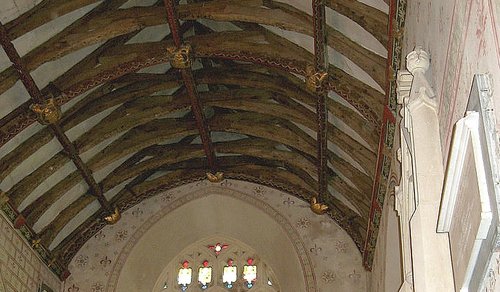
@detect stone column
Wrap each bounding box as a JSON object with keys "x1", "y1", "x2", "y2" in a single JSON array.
[
  {"x1": 397, "y1": 47, "x2": 454, "y2": 291},
  {"x1": 395, "y1": 66, "x2": 415, "y2": 292}
]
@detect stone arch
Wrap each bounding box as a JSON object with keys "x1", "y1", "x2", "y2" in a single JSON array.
[{"x1": 110, "y1": 186, "x2": 316, "y2": 292}]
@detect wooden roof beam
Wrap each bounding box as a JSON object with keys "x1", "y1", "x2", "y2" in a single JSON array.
[
  {"x1": 0, "y1": 22, "x2": 113, "y2": 215},
  {"x1": 47, "y1": 155, "x2": 367, "y2": 257},
  {"x1": 163, "y1": 0, "x2": 217, "y2": 172},
  {"x1": 0, "y1": 31, "x2": 384, "y2": 148},
  {"x1": 0, "y1": 3, "x2": 387, "y2": 97},
  {"x1": 52, "y1": 162, "x2": 366, "y2": 267},
  {"x1": 311, "y1": 0, "x2": 329, "y2": 208}
]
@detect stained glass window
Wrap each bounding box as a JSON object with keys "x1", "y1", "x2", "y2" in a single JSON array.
[
  {"x1": 243, "y1": 258, "x2": 257, "y2": 289},
  {"x1": 159, "y1": 240, "x2": 281, "y2": 291},
  {"x1": 177, "y1": 261, "x2": 192, "y2": 291},
  {"x1": 208, "y1": 242, "x2": 228, "y2": 256},
  {"x1": 223, "y1": 259, "x2": 237, "y2": 288},
  {"x1": 198, "y1": 260, "x2": 212, "y2": 290}
]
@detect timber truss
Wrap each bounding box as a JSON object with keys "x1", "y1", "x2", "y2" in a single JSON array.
[{"x1": 0, "y1": 0, "x2": 402, "y2": 277}]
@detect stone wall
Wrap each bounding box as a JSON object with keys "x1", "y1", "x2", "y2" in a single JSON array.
[{"x1": 0, "y1": 214, "x2": 61, "y2": 292}]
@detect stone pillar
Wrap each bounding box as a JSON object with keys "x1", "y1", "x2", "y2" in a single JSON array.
[
  {"x1": 397, "y1": 47, "x2": 455, "y2": 291},
  {"x1": 395, "y1": 66, "x2": 415, "y2": 292}
]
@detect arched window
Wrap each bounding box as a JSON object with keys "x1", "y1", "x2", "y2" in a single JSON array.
[
  {"x1": 177, "y1": 261, "x2": 192, "y2": 291},
  {"x1": 156, "y1": 238, "x2": 280, "y2": 291}
]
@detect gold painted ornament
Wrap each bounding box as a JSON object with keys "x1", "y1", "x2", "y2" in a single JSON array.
[
  {"x1": 29, "y1": 98, "x2": 62, "y2": 125},
  {"x1": 310, "y1": 196, "x2": 328, "y2": 215},
  {"x1": 104, "y1": 207, "x2": 121, "y2": 224},
  {"x1": 167, "y1": 44, "x2": 192, "y2": 69},
  {"x1": 206, "y1": 171, "x2": 224, "y2": 183},
  {"x1": 31, "y1": 238, "x2": 41, "y2": 248},
  {"x1": 305, "y1": 65, "x2": 328, "y2": 94}
]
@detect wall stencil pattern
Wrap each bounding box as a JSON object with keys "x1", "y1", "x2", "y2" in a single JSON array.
[{"x1": 63, "y1": 180, "x2": 367, "y2": 292}]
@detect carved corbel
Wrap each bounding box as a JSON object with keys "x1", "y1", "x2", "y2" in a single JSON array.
[
  {"x1": 31, "y1": 238, "x2": 41, "y2": 248},
  {"x1": 29, "y1": 98, "x2": 62, "y2": 125},
  {"x1": 167, "y1": 44, "x2": 192, "y2": 69},
  {"x1": 104, "y1": 207, "x2": 121, "y2": 225},
  {"x1": 310, "y1": 196, "x2": 328, "y2": 215},
  {"x1": 206, "y1": 171, "x2": 224, "y2": 183},
  {"x1": 305, "y1": 65, "x2": 328, "y2": 94}
]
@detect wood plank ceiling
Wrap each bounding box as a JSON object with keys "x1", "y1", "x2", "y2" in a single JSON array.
[{"x1": 0, "y1": 0, "x2": 390, "y2": 277}]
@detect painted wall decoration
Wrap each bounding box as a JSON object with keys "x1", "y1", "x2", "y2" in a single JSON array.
[{"x1": 63, "y1": 180, "x2": 367, "y2": 292}]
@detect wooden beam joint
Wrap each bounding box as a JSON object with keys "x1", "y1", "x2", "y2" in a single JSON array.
[
  {"x1": 312, "y1": 0, "x2": 329, "y2": 205},
  {"x1": 0, "y1": 21, "x2": 113, "y2": 215},
  {"x1": 163, "y1": 0, "x2": 218, "y2": 172}
]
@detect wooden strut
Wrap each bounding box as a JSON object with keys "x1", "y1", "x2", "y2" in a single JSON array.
[
  {"x1": 312, "y1": 0, "x2": 329, "y2": 202},
  {"x1": 162, "y1": 0, "x2": 217, "y2": 172},
  {"x1": 0, "y1": 22, "x2": 112, "y2": 213}
]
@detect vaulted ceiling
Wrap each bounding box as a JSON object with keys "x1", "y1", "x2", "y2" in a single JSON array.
[{"x1": 0, "y1": 0, "x2": 392, "y2": 278}]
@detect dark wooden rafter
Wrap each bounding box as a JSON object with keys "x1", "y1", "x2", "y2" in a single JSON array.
[
  {"x1": 312, "y1": 0, "x2": 329, "y2": 202},
  {"x1": 163, "y1": 0, "x2": 217, "y2": 172},
  {"x1": 0, "y1": 32, "x2": 385, "y2": 151},
  {"x1": 53, "y1": 163, "x2": 367, "y2": 267},
  {"x1": 28, "y1": 109, "x2": 371, "y2": 248},
  {"x1": 4, "y1": 0, "x2": 387, "y2": 43},
  {"x1": 0, "y1": 22, "x2": 112, "y2": 213},
  {"x1": 0, "y1": 1, "x2": 386, "y2": 93},
  {"x1": 0, "y1": 0, "x2": 394, "y2": 276},
  {"x1": 0, "y1": 72, "x2": 375, "y2": 217}
]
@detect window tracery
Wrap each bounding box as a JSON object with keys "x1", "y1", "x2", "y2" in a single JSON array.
[{"x1": 159, "y1": 238, "x2": 280, "y2": 291}]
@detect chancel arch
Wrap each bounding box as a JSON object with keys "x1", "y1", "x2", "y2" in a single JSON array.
[
  {"x1": 63, "y1": 181, "x2": 367, "y2": 292},
  {"x1": 114, "y1": 191, "x2": 309, "y2": 292}
]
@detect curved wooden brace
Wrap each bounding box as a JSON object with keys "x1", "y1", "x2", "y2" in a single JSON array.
[
  {"x1": 0, "y1": 74, "x2": 180, "y2": 185},
  {"x1": 6, "y1": 80, "x2": 375, "y2": 216},
  {"x1": 177, "y1": 1, "x2": 386, "y2": 86},
  {"x1": 4, "y1": 0, "x2": 128, "y2": 40},
  {"x1": 20, "y1": 118, "x2": 198, "y2": 224},
  {"x1": 41, "y1": 154, "x2": 367, "y2": 249},
  {"x1": 325, "y1": 0, "x2": 388, "y2": 46},
  {"x1": 0, "y1": 32, "x2": 384, "y2": 148},
  {"x1": 5, "y1": 0, "x2": 386, "y2": 46},
  {"x1": 21, "y1": 107, "x2": 371, "y2": 227},
  {"x1": 0, "y1": 64, "x2": 378, "y2": 192},
  {"x1": 52, "y1": 165, "x2": 367, "y2": 267},
  {"x1": 94, "y1": 139, "x2": 369, "y2": 218},
  {"x1": 0, "y1": 2, "x2": 386, "y2": 95}
]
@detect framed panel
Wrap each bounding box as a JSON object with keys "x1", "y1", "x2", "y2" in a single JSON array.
[{"x1": 438, "y1": 74, "x2": 499, "y2": 291}]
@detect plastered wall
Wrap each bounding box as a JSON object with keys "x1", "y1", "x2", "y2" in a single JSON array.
[
  {"x1": 0, "y1": 214, "x2": 61, "y2": 292},
  {"x1": 369, "y1": 193, "x2": 402, "y2": 292},
  {"x1": 63, "y1": 180, "x2": 368, "y2": 292},
  {"x1": 403, "y1": 0, "x2": 500, "y2": 161}
]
